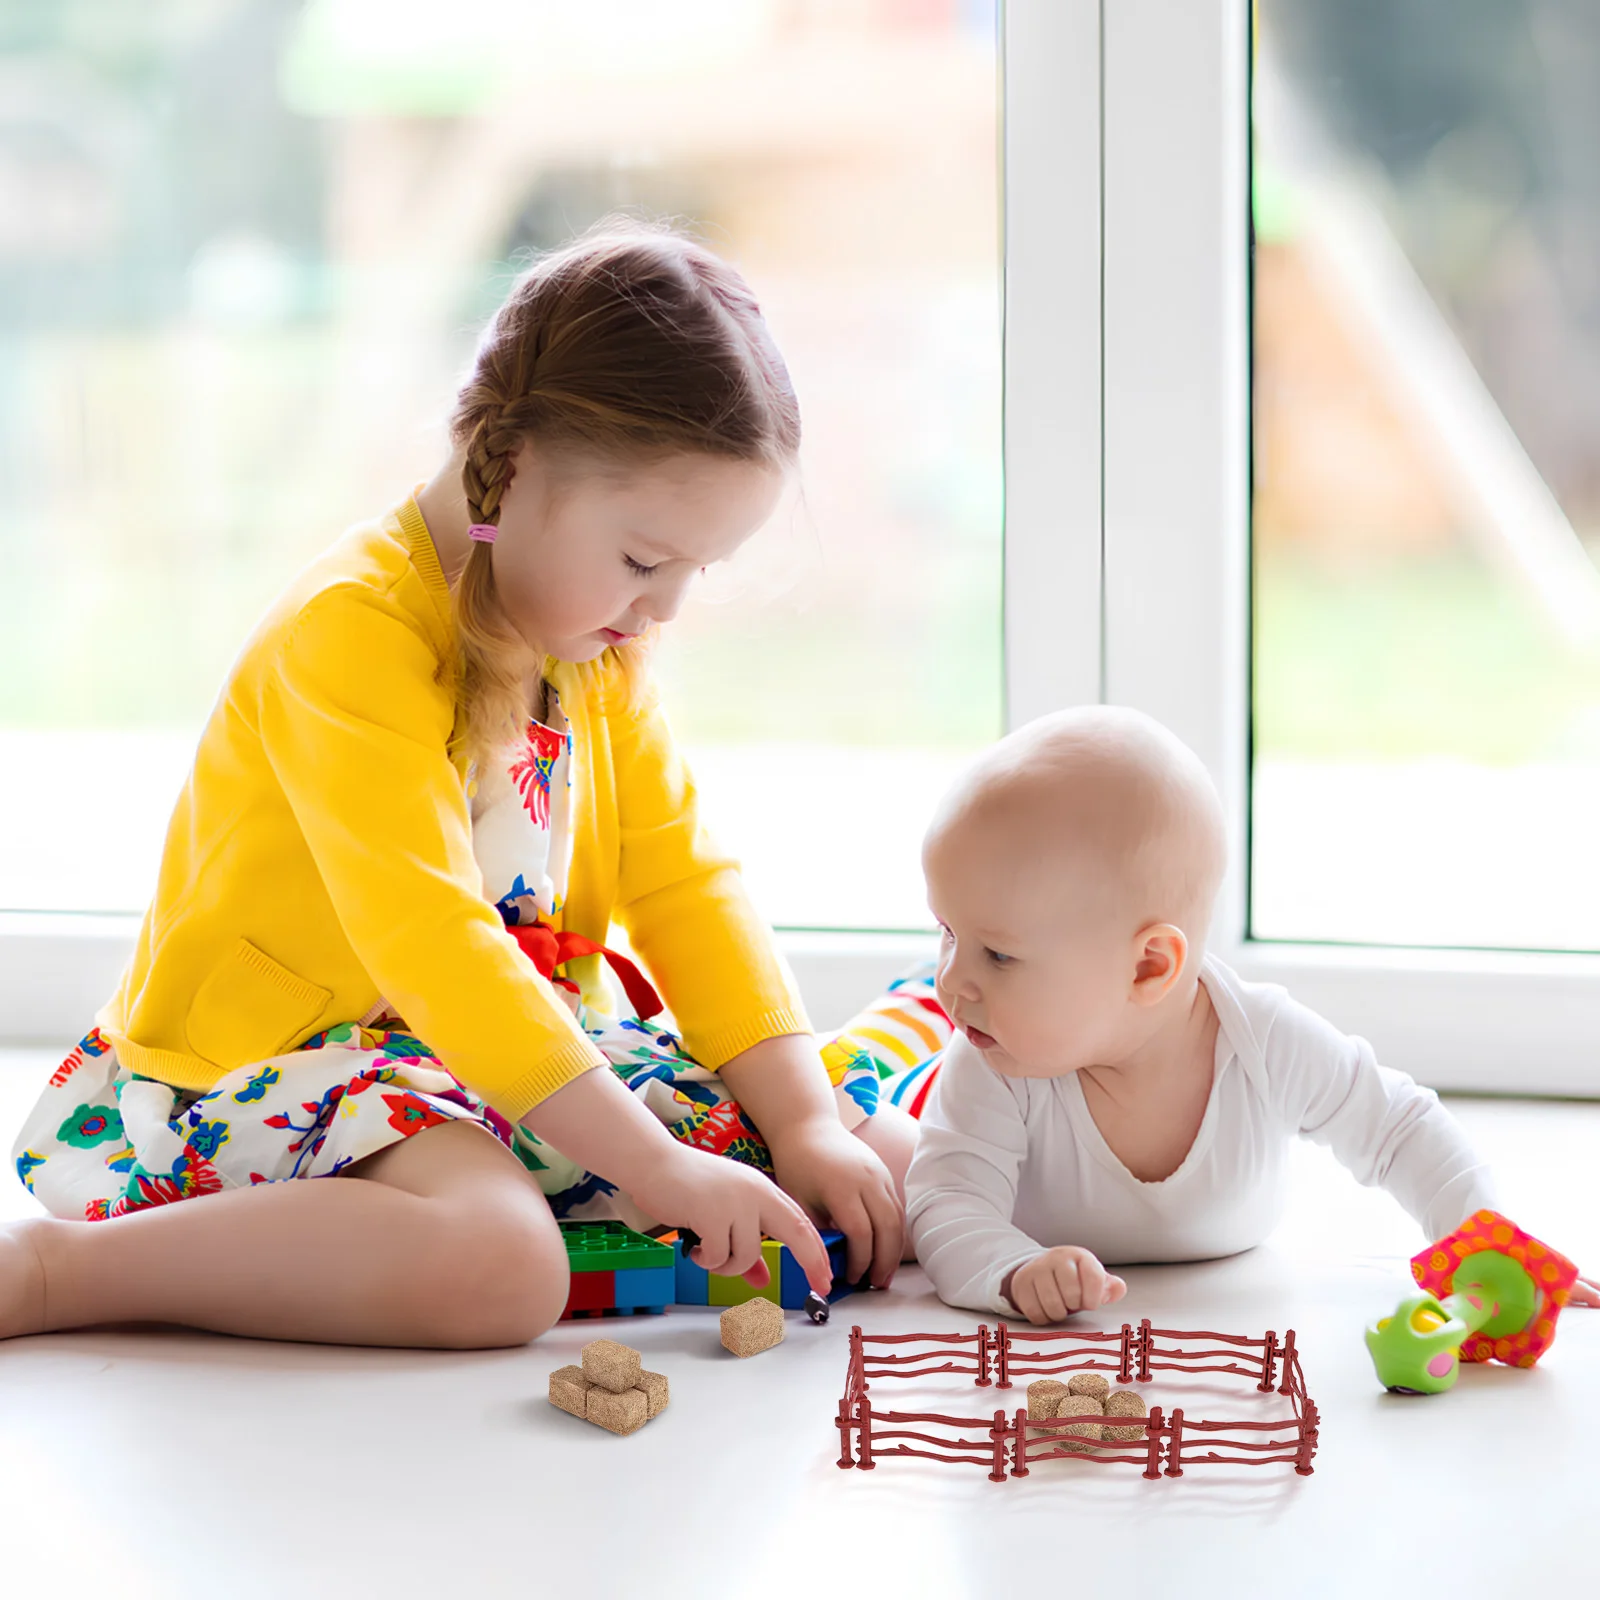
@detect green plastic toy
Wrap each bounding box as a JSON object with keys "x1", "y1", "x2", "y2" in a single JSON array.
[{"x1": 1365, "y1": 1210, "x2": 1579, "y2": 1395}]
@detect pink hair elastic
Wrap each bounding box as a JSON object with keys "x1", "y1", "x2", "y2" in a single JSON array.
[{"x1": 468, "y1": 523, "x2": 498, "y2": 544}]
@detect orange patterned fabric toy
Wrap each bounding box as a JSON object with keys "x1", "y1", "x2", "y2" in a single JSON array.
[{"x1": 1409, "y1": 1209, "x2": 1578, "y2": 1368}]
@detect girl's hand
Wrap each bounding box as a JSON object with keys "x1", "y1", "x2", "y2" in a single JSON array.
[
  {"x1": 1571, "y1": 1275, "x2": 1600, "y2": 1308},
  {"x1": 766, "y1": 1117, "x2": 904, "y2": 1291},
  {"x1": 630, "y1": 1141, "x2": 834, "y2": 1298},
  {"x1": 1001, "y1": 1247, "x2": 1127, "y2": 1326}
]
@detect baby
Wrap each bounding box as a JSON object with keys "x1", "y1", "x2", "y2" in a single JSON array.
[{"x1": 904, "y1": 706, "x2": 1597, "y2": 1323}]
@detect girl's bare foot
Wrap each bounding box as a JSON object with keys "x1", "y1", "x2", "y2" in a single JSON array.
[{"x1": 0, "y1": 1222, "x2": 46, "y2": 1339}]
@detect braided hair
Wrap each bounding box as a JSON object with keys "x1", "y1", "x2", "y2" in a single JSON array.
[{"x1": 445, "y1": 218, "x2": 801, "y2": 773}]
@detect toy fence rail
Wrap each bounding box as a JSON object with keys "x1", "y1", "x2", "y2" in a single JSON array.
[{"x1": 836, "y1": 1320, "x2": 1319, "y2": 1481}]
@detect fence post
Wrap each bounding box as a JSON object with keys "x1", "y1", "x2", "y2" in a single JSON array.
[
  {"x1": 1259, "y1": 1330, "x2": 1279, "y2": 1393},
  {"x1": 857, "y1": 1393, "x2": 875, "y2": 1471},
  {"x1": 1137, "y1": 1318, "x2": 1153, "y2": 1382},
  {"x1": 1142, "y1": 1405, "x2": 1165, "y2": 1479},
  {"x1": 996, "y1": 1321, "x2": 1012, "y2": 1388},
  {"x1": 1278, "y1": 1329, "x2": 1298, "y2": 1396},
  {"x1": 1295, "y1": 1397, "x2": 1319, "y2": 1476},
  {"x1": 1164, "y1": 1407, "x2": 1185, "y2": 1477},
  {"x1": 988, "y1": 1408, "x2": 1008, "y2": 1482},
  {"x1": 977, "y1": 1323, "x2": 992, "y2": 1387},
  {"x1": 836, "y1": 1396, "x2": 854, "y2": 1468},
  {"x1": 1117, "y1": 1321, "x2": 1134, "y2": 1383},
  {"x1": 1010, "y1": 1408, "x2": 1030, "y2": 1477}
]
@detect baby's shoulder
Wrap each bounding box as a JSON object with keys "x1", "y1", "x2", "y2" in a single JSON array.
[{"x1": 1205, "y1": 958, "x2": 1355, "y2": 1087}]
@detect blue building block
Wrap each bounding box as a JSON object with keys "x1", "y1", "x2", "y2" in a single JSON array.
[
  {"x1": 781, "y1": 1230, "x2": 852, "y2": 1307},
  {"x1": 612, "y1": 1265, "x2": 675, "y2": 1314},
  {"x1": 674, "y1": 1238, "x2": 710, "y2": 1306},
  {"x1": 668, "y1": 1228, "x2": 856, "y2": 1310}
]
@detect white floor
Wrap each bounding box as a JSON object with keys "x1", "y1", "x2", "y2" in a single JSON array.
[{"x1": 1, "y1": 1047, "x2": 1595, "y2": 1599}]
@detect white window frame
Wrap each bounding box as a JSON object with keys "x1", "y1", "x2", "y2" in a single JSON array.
[{"x1": 1100, "y1": 0, "x2": 1600, "y2": 1096}]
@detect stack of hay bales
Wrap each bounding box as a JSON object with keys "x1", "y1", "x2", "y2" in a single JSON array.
[{"x1": 1025, "y1": 1372, "x2": 1149, "y2": 1455}]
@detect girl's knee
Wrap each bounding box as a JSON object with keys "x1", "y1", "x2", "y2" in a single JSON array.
[{"x1": 425, "y1": 1202, "x2": 570, "y2": 1349}]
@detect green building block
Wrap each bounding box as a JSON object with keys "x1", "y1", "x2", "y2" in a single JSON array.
[
  {"x1": 706, "y1": 1239, "x2": 786, "y2": 1307},
  {"x1": 559, "y1": 1219, "x2": 674, "y2": 1275}
]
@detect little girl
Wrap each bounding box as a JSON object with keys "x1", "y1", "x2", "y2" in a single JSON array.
[{"x1": 1, "y1": 222, "x2": 916, "y2": 1348}]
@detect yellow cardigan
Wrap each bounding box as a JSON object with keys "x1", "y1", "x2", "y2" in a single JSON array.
[{"x1": 97, "y1": 495, "x2": 810, "y2": 1123}]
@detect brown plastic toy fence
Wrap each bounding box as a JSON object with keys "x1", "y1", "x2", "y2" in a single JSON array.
[{"x1": 835, "y1": 1319, "x2": 1319, "y2": 1480}]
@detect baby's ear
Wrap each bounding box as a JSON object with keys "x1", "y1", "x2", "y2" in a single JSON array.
[{"x1": 1130, "y1": 923, "x2": 1188, "y2": 1004}]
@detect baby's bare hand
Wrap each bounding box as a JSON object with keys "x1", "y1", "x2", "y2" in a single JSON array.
[{"x1": 1004, "y1": 1246, "x2": 1127, "y2": 1326}]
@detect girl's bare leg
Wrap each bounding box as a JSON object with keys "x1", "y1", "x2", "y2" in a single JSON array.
[
  {"x1": 0, "y1": 1121, "x2": 568, "y2": 1348},
  {"x1": 851, "y1": 1101, "x2": 920, "y2": 1260}
]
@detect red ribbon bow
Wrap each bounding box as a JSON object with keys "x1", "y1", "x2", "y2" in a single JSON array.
[{"x1": 509, "y1": 919, "x2": 663, "y2": 1022}]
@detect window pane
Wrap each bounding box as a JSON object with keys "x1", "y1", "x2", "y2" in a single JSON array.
[
  {"x1": 0, "y1": 1, "x2": 1002, "y2": 930},
  {"x1": 1252, "y1": 0, "x2": 1600, "y2": 951}
]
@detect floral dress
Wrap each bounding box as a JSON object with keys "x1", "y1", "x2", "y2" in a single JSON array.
[{"x1": 11, "y1": 689, "x2": 947, "y2": 1228}]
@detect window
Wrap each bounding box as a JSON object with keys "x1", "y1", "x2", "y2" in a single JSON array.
[
  {"x1": 1253, "y1": 0, "x2": 1600, "y2": 953},
  {"x1": 0, "y1": 1, "x2": 1002, "y2": 940},
  {"x1": 1097, "y1": 0, "x2": 1600, "y2": 1095}
]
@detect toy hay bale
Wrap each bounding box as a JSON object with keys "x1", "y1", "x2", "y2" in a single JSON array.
[
  {"x1": 1103, "y1": 1389, "x2": 1148, "y2": 1441},
  {"x1": 636, "y1": 1369, "x2": 670, "y2": 1419},
  {"x1": 548, "y1": 1364, "x2": 591, "y2": 1420},
  {"x1": 582, "y1": 1338, "x2": 642, "y2": 1394},
  {"x1": 1026, "y1": 1378, "x2": 1070, "y2": 1421},
  {"x1": 587, "y1": 1384, "x2": 649, "y2": 1436},
  {"x1": 721, "y1": 1296, "x2": 785, "y2": 1358},
  {"x1": 1053, "y1": 1392, "x2": 1105, "y2": 1454},
  {"x1": 1067, "y1": 1372, "x2": 1111, "y2": 1402}
]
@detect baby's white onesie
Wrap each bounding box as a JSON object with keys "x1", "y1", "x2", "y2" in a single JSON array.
[{"x1": 905, "y1": 956, "x2": 1496, "y2": 1315}]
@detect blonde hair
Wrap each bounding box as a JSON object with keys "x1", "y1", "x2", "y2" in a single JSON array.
[{"x1": 445, "y1": 218, "x2": 801, "y2": 771}]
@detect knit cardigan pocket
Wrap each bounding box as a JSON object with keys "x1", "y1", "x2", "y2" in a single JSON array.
[{"x1": 184, "y1": 938, "x2": 334, "y2": 1071}]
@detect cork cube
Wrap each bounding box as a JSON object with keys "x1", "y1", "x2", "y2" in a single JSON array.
[
  {"x1": 1103, "y1": 1389, "x2": 1148, "y2": 1442},
  {"x1": 1052, "y1": 1392, "x2": 1105, "y2": 1454},
  {"x1": 587, "y1": 1384, "x2": 649, "y2": 1436},
  {"x1": 582, "y1": 1338, "x2": 642, "y2": 1394},
  {"x1": 720, "y1": 1296, "x2": 785, "y2": 1358},
  {"x1": 1026, "y1": 1379, "x2": 1070, "y2": 1422},
  {"x1": 548, "y1": 1364, "x2": 592, "y2": 1420},
  {"x1": 1067, "y1": 1372, "x2": 1111, "y2": 1403},
  {"x1": 636, "y1": 1369, "x2": 670, "y2": 1420}
]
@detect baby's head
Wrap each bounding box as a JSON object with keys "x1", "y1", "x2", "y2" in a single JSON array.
[{"x1": 922, "y1": 707, "x2": 1226, "y2": 1078}]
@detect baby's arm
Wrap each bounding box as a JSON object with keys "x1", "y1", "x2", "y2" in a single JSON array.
[
  {"x1": 1281, "y1": 998, "x2": 1496, "y2": 1242},
  {"x1": 905, "y1": 1038, "x2": 1059, "y2": 1314}
]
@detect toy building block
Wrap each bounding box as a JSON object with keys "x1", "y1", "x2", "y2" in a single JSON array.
[
  {"x1": 558, "y1": 1220, "x2": 675, "y2": 1321},
  {"x1": 549, "y1": 1344, "x2": 671, "y2": 1436},
  {"x1": 721, "y1": 1296, "x2": 785, "y2": 1358},
  {"x1": 666, "y1": 1227, "x2": 853, "y2": 1311}
]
